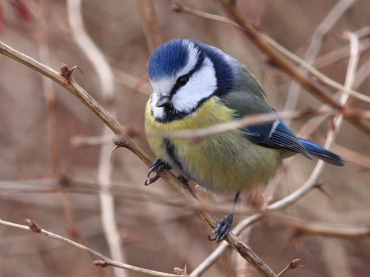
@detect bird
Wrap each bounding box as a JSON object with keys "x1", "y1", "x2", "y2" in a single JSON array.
[{"x1": 144, "y1": 39, "x2": 345, "y2": 242}]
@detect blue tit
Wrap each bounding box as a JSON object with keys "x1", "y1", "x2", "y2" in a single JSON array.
[{"x1": 144, "y1": 39, "x2": 345, "y2": 242}]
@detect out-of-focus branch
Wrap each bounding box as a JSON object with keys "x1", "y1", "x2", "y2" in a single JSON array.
[
  {"x1": 113, "y1": 68, "x2": 152, "y2": 96},
  {"x1": 332, "y1": 142, "x2": 370, "y2": 169},
  {"x1": 135, "y1": 0, "x2": 163, "y2": 52},
  {"x1": 269, "y1": 213, "x2": 370, "y2": 239},
  {"x1": 315, "y1": 39, "x2": 370, "y2": 69},
  {"x1": 147, "y1": 109, "x2": 342, "y2": 141},
  {"x1": 284, "y1": 0, "x2": 355, "y2": 120},
  {"x1": 216, "y1": 0, "x2": 370, "y2": 135},
  {"x1": 37, "y1": 0, "x2": 89, "y2": 250},
  {"x1": 0, "y1": 42, "x2": 278, "y2": 277},
  {"x1": 172, "y1": 2, "x2": 370, "y2": 105},
  {"x1": 0, "y1": 218, "x2": 184, "y2": 277},
  {"x1": 214, "y1": 0, "x2": 337, "y2": 110},
  {"x1": 66, "y1": 1, "x2": 126, "y2": 276}
]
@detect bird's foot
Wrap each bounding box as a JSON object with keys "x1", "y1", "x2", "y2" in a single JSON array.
[
  {"x1": 209, "y1": 214, "x2": 234, "y2": 243},
  {"x1": 145, "y1": 159, "x2": 170, "y2": 185}
]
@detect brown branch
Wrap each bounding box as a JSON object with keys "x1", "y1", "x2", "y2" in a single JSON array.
[
  {"x1": 136, "y1": 0, "x2": 163, "y2": 53},
  {"x1": 216, "y1": 1, "x2": 339, "y2": 109},
  {"x1": 0, "y1": 218, "x2": 184, "y2": 277},
  {"x1": 215, "y1": 0, "x2": 370, "y2": 135},
  {"x1": 0, "y1": 41, "x2": 278, "y2": 277},
  {"x1": 284, "y1": 0, "x2": 355, "y2": 118}
]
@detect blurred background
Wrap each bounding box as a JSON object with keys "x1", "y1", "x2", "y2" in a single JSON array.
[{"x1": 0, "y1": 0, "x2": 369, "y2": 276}]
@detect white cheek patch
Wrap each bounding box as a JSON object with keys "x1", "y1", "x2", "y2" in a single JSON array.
[
  {"x1": 172, "y1": 57, "x2": 217, "y2": 113},
  {"x1": 150, "y1": 92, "x2": 165, "y2": 119}
]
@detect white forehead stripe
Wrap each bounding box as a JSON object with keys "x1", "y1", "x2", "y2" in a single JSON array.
[{"x1": 175, "y1": 41, "x2": 200, "y2": 77}]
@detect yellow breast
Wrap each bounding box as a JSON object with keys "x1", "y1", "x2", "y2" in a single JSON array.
[{"x1": 145, "y1": 97, "x2": 282, "y2": 192}]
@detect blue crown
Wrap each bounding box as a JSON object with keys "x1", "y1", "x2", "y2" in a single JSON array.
[
  {"x1": 149, "y1": 39, "x2": 235, "y2": 96},
  {"x1": 149, "y1": 39, "x2": 190, "y2": 80}
]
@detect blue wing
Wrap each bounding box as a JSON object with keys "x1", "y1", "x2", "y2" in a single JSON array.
[
  {"x1": 220, "y1": 90, "x2": 345, "y2": 166},
  {"x1": 242, "y1": 119, "x2": 311, "y2": 158},
  {"x1": 242, "y1": 119, "x2": 345, "y2": 166}
]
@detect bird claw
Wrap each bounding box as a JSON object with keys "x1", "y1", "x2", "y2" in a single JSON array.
[
  {"x1": 145, "y1": 159, "x2": 170, "y2": 185},
  {"x1": 208, "y1": 214, "x2": 234, "y2": 242}
]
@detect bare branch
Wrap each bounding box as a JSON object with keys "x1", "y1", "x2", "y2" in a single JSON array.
[
  {"x1": 136, "y1": 0, "x2": 163, "y2": 53},
  {"x1": 284, "y1": 0, "x2": 355, "y2": 120},
  {"x1": 0, "y1": 218, "x2": 184, "y2": 277},
  {"x1": 147, "y1": 109, "x2": 344, "y2": 140}
]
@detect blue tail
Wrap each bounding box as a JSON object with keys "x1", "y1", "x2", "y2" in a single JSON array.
[{"x1": 299, "y1": 139, "x2": 345, "y2": 166}]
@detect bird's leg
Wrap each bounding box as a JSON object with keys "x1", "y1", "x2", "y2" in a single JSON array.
[
  {"x1": 145, "y1": 158, "x2": 171, "y2": 185},
  {"x1": 209, "y1": 191, "x2": 240, "y2": 242}
]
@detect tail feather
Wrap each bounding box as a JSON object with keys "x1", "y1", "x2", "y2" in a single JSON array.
[{"x1": 299, "y1": 139, "x2": 345, "y2": 166}]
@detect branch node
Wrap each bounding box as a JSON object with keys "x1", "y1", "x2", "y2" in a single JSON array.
[
  {"x1": 25, "y1": 219, "x2": 42, "y2": 233},
  {"x1": 170, "y1": 2, "x2": 184, "y2": 13},
  {"x1": 174, "y1": 265, "x2": 188, "y2": 276},
  {"x1": 111, "y1": 136, "x2": 131, "y2": 163},
  {"x1": 60, "y1": 63, "x2": 83, "y2": 83},
  {"x1": 58, "y1": 175, "x2": 72, "y2": 188},
  {"x1": 277, "y1": 258, "x2": 303, "y2": 277},
  {"x1": 314, "y1": 182, "x2": 332, "y2": 199},
  {"x1": 93, "y1": 260, "x2": 109, "y2": 268},
  {"x1": 290, "y1": 258, "x2": 303, "y2": 269}
]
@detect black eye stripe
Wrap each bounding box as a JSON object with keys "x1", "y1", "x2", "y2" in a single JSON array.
[{"x1": 169, "y1": 50, "x2": 205, "y2": 97}]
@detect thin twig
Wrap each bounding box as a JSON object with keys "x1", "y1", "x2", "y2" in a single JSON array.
[
  {"x1": 0, "y1": 218, "x2": 184, "y2": 277},
  {"x1": 147, "y1": 109, "x2": 344, "y2": 140},
  {"x1": 277, "y1": 259, "x2": 302, "y2": 277}
]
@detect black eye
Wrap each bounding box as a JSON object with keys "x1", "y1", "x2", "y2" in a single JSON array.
[{"x1": 176, "y1": 75, "x2": 189, "y2": 87}]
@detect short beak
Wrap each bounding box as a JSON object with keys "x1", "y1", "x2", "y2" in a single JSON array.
[{"x1": 156, "y1": 95, "x2": 171, "y2": 107}]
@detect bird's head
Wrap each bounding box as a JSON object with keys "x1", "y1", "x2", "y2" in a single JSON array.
[{"x1": 148, "y1": 39, "x2": 237, "y2": 122}]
